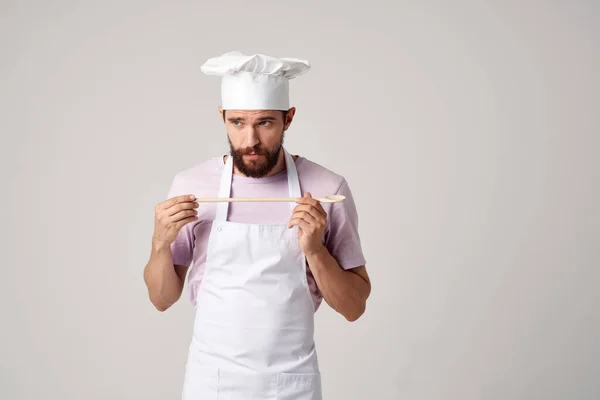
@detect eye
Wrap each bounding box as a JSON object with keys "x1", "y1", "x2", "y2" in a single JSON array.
[
  {"x1": 232, "y1": 120, "x2": 241, "y2": 126},
  {"x1": 259, "y1": 121, "x2": 271, "y2": 126}
]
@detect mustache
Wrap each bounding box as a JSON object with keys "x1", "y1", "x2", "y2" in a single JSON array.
[{"x1": 236, "y1": 146, "x2": 269, "y2": 155}]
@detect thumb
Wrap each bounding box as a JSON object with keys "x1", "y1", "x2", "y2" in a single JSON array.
[{"x1": 303, "y1": 192, "x2": 312, "y2": 198}]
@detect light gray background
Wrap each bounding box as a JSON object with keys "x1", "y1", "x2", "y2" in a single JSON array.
[{"x1": 1, "y1": 1, "x2": 599, "y2": 399}]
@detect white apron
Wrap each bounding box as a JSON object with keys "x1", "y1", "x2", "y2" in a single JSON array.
[{"x1": 181, "y1": 148, "x2": 322, "y2": 399}]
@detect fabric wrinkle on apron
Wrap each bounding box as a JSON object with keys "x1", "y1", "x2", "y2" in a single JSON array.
[{"x1": 181, "y1": 147, "x2": 322, "y2": 400}]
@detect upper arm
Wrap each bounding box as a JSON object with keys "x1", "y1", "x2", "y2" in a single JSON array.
[{"x1": 324, "y1": 179, "x2": 367, "y2": 271}]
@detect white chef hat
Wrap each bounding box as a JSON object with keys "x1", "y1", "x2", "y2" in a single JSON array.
[{"x1": 200, "y1": 51, "x2": 310, "y2": 110}]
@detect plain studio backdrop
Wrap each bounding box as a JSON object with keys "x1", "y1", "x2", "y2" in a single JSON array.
[{"x1": 1, "y1": 1, "x2": 599, "y2": 399}]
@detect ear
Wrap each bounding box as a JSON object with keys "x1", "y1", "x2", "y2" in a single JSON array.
[
  {"x1": 219, "y1": 107, "x2": 225, "y2": 123},
  {"x1": 284, "y1": 107, "x2": 296, "y2": 130}
]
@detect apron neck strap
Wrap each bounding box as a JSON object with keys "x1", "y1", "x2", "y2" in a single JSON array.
[{"x1": 215, "y1": 147, "x2": 301, "y2": 222}]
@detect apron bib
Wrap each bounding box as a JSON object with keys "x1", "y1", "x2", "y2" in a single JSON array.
[{"x1": 182, "y1": 148, "x2": 322, "y2": 399}]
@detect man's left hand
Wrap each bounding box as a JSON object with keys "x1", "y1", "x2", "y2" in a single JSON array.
[{"x1": 288, "y1": 192, "x2": 327, "y2": 256}]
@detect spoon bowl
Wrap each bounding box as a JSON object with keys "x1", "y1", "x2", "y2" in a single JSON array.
[{"x1": 317, "y1": 195, "x2": 346, "y2": 203}]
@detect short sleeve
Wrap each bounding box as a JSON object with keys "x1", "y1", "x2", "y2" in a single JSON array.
[
  {"x1": 324, "y1": 179, "x2": 366, "y2": 270},
  {"x1": 166, "y1": 175, "x2": 195, "y2": 267}
]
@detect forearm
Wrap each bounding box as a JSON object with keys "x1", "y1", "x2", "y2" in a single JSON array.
[
  {"x1": 305, "y1": 245, "x2": 370, "y2": 321},
  {"x1": 143, "y1": 241, "x2": 184, "y2": 311}
]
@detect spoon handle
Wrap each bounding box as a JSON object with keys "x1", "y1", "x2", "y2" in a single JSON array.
[
  {"x1": 193, "y1": 197, "x2": 345, "y2": 203},
  {"x1": 194, "y1": 197, "x2": 301, "y2": 203}
]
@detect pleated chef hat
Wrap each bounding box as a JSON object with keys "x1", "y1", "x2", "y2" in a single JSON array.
[{"x1": 200, "y1": 51, "x2": 311, "y2": 110}]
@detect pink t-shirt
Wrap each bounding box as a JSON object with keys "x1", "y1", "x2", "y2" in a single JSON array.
[{"x1": 167, "y1": 154, "x2": 366, "y2": 311}]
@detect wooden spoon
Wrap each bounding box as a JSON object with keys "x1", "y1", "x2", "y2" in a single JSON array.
[{"x1": 194, "y1": 195, "x2": 346, "y2": 203}]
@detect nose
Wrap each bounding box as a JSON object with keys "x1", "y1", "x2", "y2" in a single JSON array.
[{"x1": 245, "y1": 126, "x2": 259, "y2": 148}]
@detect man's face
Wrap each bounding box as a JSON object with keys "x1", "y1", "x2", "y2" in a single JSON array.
[{"x1": 222, "y1": 108, "x2": 293, "y2": 178}]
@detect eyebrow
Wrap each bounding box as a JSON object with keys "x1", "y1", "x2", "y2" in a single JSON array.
[{"x1": 227, "y1": 116, "x2": 277, "y2": 122}]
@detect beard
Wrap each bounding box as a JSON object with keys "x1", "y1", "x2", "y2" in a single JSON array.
[{"x1": 228, "y1": 133, "x2": 284, "y2": 178}]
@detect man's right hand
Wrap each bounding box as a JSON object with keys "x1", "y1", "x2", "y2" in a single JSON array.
[{"x1": 152, "y1": 194, "x2": 199, "y2": 247}]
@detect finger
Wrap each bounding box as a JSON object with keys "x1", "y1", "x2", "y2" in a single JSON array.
[
  {"x1": 293, "y1": 203, "x2": 326, "y2": 219},
  {"x1": 296, "y1": 191, "x2": 313, "y2": 202},
  {"x1": 170, "y1": 209, "x2": 198, "y2": 222},
  {"x1": 314, "y1": 200, "x2": 326, "y2": 215},
  {"x1": 288, "y1": 213, "x2": 314, "y2": 229},
  {"x1": 175, "y1": 215, "x2": 198, "y2": 230},
  {"x1": 294, "y1": 191, "x2": 313, "y2": 204},
  {"x1": 166, "y1": 201, "x2": 199, "y2": 216},
  {"x1": 288, "y1": 214, "x2": 306, "y2": 228},
  {"x1": 295, "y1": 196, "x2": 324, "y2": 214},
  {"x1": 292, "y1": 206, "x2": 324, "y2": 224},
  {"x1": 289, "y1": 217, "x2": 312, "y2": 233},
  {"x1": 291, "y1": 209, "x2": 319, "y2": 225},
  {"x1": 297, "y1": 204, "x2": 326, "y2": 219},
  {"x1": 160, "y1": 194, "x2": 196, "y2": 210}
]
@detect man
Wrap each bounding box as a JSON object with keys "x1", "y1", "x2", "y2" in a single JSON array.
[{"x1": 143, "y1": 51, "x2": 371, "y2": 399}]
